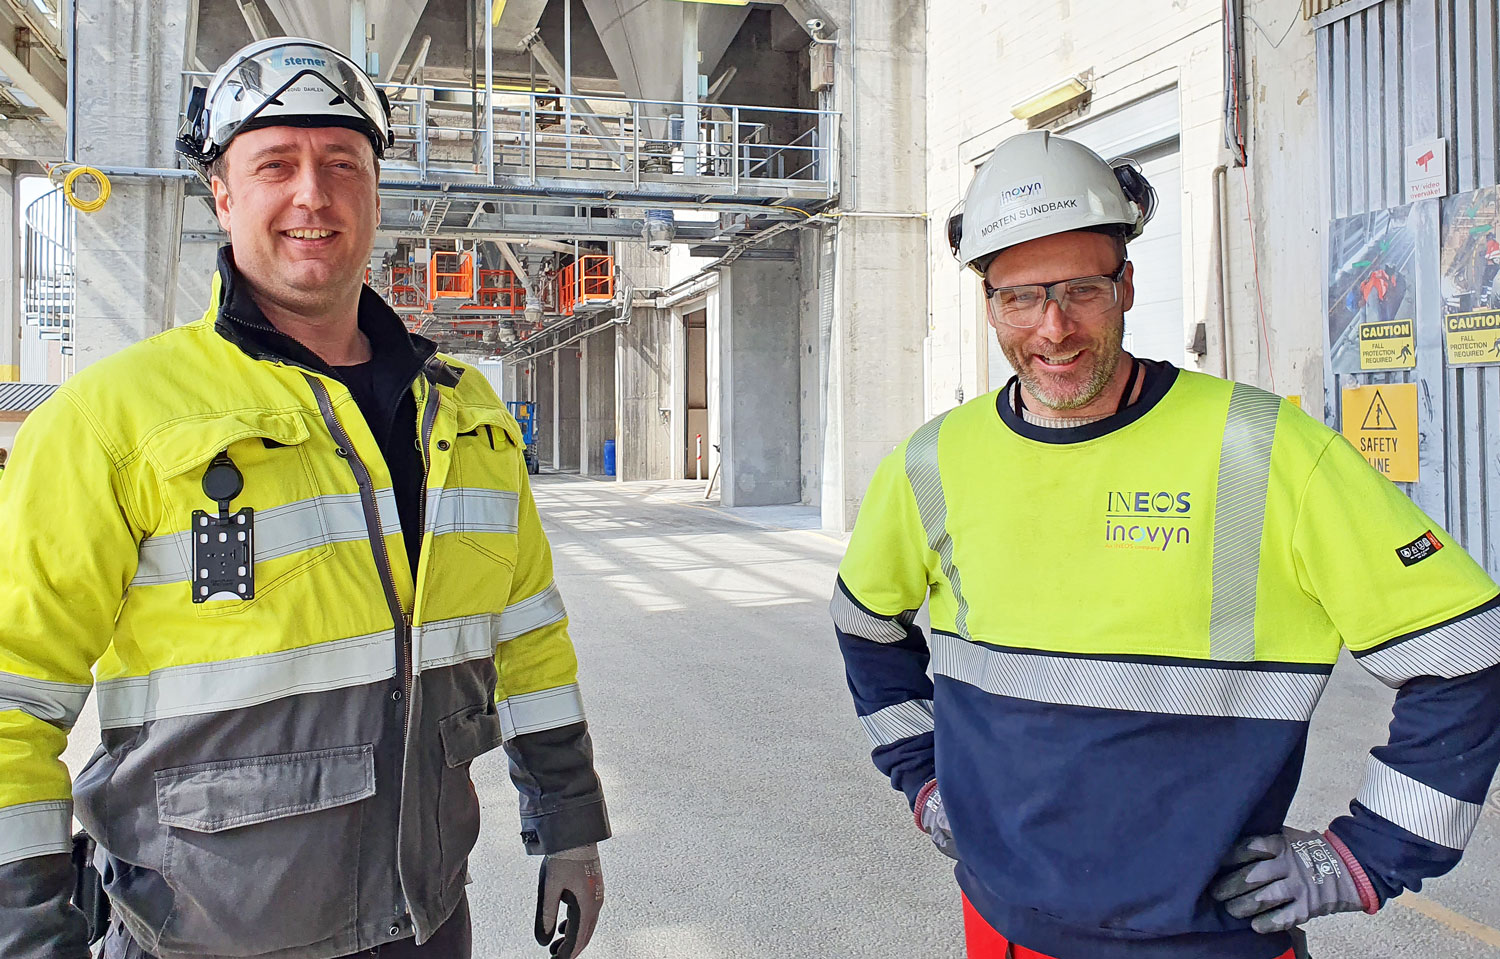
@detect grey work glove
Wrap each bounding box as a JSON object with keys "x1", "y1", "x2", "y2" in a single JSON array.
[
  {"x1": 535, "y1": 843, "x2": 604, "y2": 958},
  {"x1": 1211, "y1": 827, "x2": 1377, "y2": 933},
  {"x1": 914, "y1": 780, "x2": 958, "y2": 860}
]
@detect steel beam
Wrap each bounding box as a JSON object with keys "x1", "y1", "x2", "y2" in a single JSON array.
[{"x1": 0, "y1": 33, "x2": 62, "y2": 125}]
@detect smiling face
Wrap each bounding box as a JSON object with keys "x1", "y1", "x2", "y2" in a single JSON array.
[
  {"x1": 985, "y1": 230, "x2": 1135, "y2": 416},
  {"x1": 212, "y1": 125, "x2": 380, "y2": 323}
]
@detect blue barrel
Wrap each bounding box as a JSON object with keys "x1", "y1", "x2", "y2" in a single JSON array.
[{"x1": 602, "y1": 439, "x2": 616, "y2": 476}]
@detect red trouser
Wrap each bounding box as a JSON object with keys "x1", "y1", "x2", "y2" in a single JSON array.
[{"x1": 962, "y1": 896, "x2": 1297, "y2": 959}]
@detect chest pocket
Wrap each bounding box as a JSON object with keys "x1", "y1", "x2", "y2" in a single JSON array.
[
  {"x1": 439, "y1": 407, "x2": 524, "y2": 570},
  {"x1": 138, "y1": 410, "x2": 331, "y2": 617}
]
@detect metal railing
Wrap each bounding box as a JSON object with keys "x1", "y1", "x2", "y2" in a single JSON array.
[
  {"x1": 22, "y1": 185, "x2": 74, "y2": 342},
  {"x1": 181, "y1": 72, "x2": 838, "y2": 198}
]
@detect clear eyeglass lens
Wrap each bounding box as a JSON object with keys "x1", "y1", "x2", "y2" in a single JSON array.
[{"x1": 991, "y1": 275, "x2": 1118, "y2": 327}]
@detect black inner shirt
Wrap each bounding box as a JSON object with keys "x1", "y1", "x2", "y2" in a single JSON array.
[{"x1": 334, "y1": 359, "x2": 424, "y2": 577}]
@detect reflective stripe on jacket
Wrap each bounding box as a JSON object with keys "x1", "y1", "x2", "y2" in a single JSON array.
[{"x1": 0, "y1": 267, "x2": 608, "y2": 959}]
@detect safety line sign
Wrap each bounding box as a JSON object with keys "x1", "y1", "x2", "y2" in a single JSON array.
[
  {"x1": 1358, "y1": 319, "x2": 1416, "y2": 370},
  {"x1": 1444, "y1": 308, "x2": 1500, "y2": 366},
  {"x1": 1341, "y1": 384, "x2": 1418, "y2": 483}
]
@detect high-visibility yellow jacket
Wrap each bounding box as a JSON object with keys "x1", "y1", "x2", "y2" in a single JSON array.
[
  {"x1": 833, "y1": 362, "x2": 1500, "y2": 959},
  {"x1": 0, "y1": 265, "x2": 607, "y2": 959}
]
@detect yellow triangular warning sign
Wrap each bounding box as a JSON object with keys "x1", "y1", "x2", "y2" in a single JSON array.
[{"x1": 1361, "y1": 389, "x2": 1398, "y2": 430}]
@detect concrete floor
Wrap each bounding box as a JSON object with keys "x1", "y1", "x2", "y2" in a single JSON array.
[{"x1": 60, "y1": 475, "x2": 1500, "y2": 957}]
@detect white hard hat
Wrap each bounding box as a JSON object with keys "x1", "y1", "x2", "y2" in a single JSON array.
[
  {"x1": 176, "y1": 37, "x2": 394, "y2": 179},
  {"x1": 947, "y1": 130, "x2": 1156, "y2": 274}
]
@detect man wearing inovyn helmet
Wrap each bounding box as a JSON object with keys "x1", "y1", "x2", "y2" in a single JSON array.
[
  {"x1": 831, "y1": 129, "x2": 1500, "y2": 959},
  {"x1": 0, "y1": 37, "x2": 608, "y2": 959}
]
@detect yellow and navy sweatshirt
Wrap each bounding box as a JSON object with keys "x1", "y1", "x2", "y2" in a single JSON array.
[{"x1": 833, "y1": 362, "x2": 1500, "y2": 959}]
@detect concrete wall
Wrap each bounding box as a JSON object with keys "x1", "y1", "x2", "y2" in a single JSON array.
[
  {"x1": 1234, "y1": 0, "x2": 1323, "y2": 406},
  {"x1": 581, "y1": 326, "x2": 617, "y2": 475},
  {"x1": 922, "y1": 0, "x2": 1324, "y2": 411},
  {"x1": 0, "y1": 164, "x2": 18, "y2": 381},
  {"x1": 556, "y1": 348, "x2": 581, "y2": 472},
  {"x1": 72, "y1": 0, "x2": 193, "y2": 368},
  {"x1": 798, "y1": 231, "x2": 826, "y2": 505},
  {"x1": 535, "y1": 357, "x2": 556, "y2": 467},
  {"x1": 618, "y1": 306, "x2": 673, "y2": 480},
  {"x1": 816, "y1": 0, "x2": 929, "y2": 529},
  {"x1": 720, "y1": 257, "x2": 802, "y2": 506}
]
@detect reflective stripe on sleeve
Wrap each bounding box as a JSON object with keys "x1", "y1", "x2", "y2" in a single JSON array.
[
  {"x1": 132, "y1": 489, "x2": 402, "y2": 587},
  {"x1": 1354, "y1": 603, "x2": 1500, "y2": 688},
  {"x1": 498, "y1": 683, "x2": 585, "y2": 739},
  {"x1": 0, "y1": 800, "x2": 72, "y2": 866},
  {"x1": 1208, "y1": 385, "x2": 1281, "y2": 662},
  {"x1": 0, "y1": 671, "x2": 91, "y2": 729},
  {"x1": 829, "y1": 581, "x2": 912, "y2": 644},
  {"x1": 859, "y1": 699, "x2": 935, "y2": 747},
  {"x1": 1355, "y1": 756, "x2": 1483, "y2": 851},
  {"x1": 415, "y1": 615, "x2": 499, "y2": 673},
  {"x1": 498, "y1": 583, "x2": 567, "y2": 641},
  {"x1": 428, "y1": 487, "x2": 520, "y2": 536},
  {"x1": 95, "y1": 630, "x2": 395, "y2": 729},
  {"x1": 930, "y1": 632, "x2": 1327, "y2": 721},
  {"x1": 904, "y1": 413, "x2": 971, "y2": 640}
]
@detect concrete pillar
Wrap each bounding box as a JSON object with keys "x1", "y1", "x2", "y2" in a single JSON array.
[
  {"x1": 817, "y1": 0, "x2": 927, "y2": 530},
  {"x1": 614, "y1": 236, "x2": 673, "y2": 480},
  {"x1": 720, "y1": 257, "x2": 801, "y2": 507},
  {"x1": 535, "y1": 357, "x2": 555, "y2": 467},
  {"x1": 0, "y1": 163, "x2": 19, "y2": 381},
  {"x1": 72, "y1": 0, "x2": 193, "y2": 368},
  {"x1": 556, "y1": 347, "x2": 581, "y2": 472},
  {"x1": 618, "y1": 306, "x2": 672, "y2": 480},
  {"x1": 581, "y1": 326, "x2": 617, "y2": 475}
]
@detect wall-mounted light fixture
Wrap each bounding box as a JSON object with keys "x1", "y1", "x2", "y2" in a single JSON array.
[{"x1": 1010, "y1": 75, "x2": 1090, "y2": 122}]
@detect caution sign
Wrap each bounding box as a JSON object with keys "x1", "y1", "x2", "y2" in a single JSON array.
[
  {"x1": 1444, "y1": 308, "x2": 1500, "y2": 365},
  {"x1": 1341, "y1": 384, "x2": 1418, "y2": 482},
  {"x1": 1358, "y1": 319, "x2": 1416, "y2": 370}
]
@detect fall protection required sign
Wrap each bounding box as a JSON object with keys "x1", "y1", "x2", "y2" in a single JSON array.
[
  {"x1": 1341, "y1": 384, "x2": 1418, "y2": 482},
  {"x1": 1358, "y1": 319, "x2": 1416, "y2": 370},
  {"x1": 1444, "y1": 308, "x2": 1500, "y2": 365}
]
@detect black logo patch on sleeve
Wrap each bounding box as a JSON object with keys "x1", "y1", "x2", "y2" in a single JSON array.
[{"x1": 1395, "y1": 530, "x2": 1443, "y2": 567}]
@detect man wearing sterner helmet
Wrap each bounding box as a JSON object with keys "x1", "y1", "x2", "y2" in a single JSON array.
[
  {"x1": 830, "y1": 129, "x2": 1500, "y2": 958},
  {"x1": 0, "y1": 37, "x2": 608, "y2": 959}
]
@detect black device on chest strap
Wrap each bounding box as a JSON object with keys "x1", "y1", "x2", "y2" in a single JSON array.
[{"x1": 191, "y1": 451, "x2": 256, "y2": 603}]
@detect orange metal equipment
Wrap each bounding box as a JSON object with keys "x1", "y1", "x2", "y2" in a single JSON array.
[
  {"x1": 428, "y1": 250, "x2": 476, "y2": 300},
  {"x1": 389, "y1": 266, "x2": 428, "y2": 311},
  {"x1": 472, "y1": 269, "x2": 527, "y2": 312},
  {"x1": 580, "y1": 255, "x2": 615, "y2": 301},
  {"x1": 558, "y1": 263, "x2": 577, "y2": 316}
]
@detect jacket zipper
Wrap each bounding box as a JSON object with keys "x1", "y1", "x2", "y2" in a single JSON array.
[{"x1": 407, "y1": 380, "x2": 441, "y2": 726}]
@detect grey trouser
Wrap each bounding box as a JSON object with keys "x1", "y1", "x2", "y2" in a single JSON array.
[{"x1": 101, "y1": 895, "x2": 472, "y2": 959}]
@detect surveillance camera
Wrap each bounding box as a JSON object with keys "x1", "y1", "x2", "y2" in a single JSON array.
[{"x1": 806, "y1": 18, "x2": 825, "y2": 36}]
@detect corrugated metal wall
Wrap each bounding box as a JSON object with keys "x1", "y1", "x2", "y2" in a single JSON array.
[{"x1": 1318, "y1": 0, "x2": 1500, "y2": 576}]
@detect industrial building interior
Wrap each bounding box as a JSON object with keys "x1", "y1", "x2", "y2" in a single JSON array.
[{"x1": 3, "y1": 0, "x2": 922, "y2": 532}]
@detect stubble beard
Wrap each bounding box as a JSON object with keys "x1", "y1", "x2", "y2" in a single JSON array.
[{"x1": 1003, "y1": 313, "x2": 1125, "y2": 412}]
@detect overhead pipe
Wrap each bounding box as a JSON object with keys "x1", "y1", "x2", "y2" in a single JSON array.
[
  {"x1": 500, "y1": 314, "x2": 628, "y2": 361},
  {"x1": 1212, "y1": 164, "x2": 1233, "y2": 379},
  {"x1": 235, "y1": 0, "x2": 269, "y2": 41},
  {"x1": 63, "y1": 0, "x2": 75, "y2": 161},
  {"x1": 522, "y1": 33, "x2": 626, "y2": 164},
  {"x1": 394, "y1": 35, "x2": 432, "y2": 89}
]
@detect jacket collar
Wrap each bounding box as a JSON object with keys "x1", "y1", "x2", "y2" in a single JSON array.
[{"x1": 211, "y1": 245, "x2": 461, "y2": 388}]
